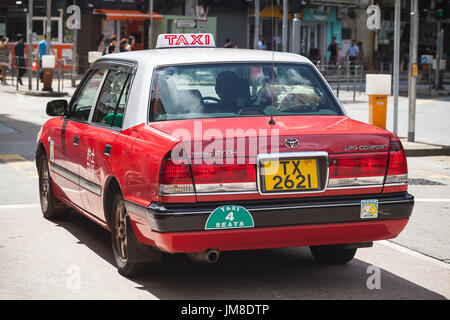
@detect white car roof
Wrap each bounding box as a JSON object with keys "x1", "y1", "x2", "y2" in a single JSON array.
[
  {"x1": 93, "y1": 48, "x2": 319, "y2": 130},
  {"x1": 99, "y1": 48, "x2": 313, "y2": 68}
]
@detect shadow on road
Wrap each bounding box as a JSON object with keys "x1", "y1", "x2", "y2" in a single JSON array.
[
  {"x1": 55, "y1": 210, "x2": 446, "y2": 300},
  {"x1": 0, "y1": 114, "x2": 44, "y2": 160}
]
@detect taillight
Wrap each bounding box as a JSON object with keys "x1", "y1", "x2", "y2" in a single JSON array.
[
  {"x1": 159, "y1": 157, "x2": 194, "y2": 195},
  {"x1": 328, "y1": 153, "x2": 388, "y2": 188},
  {"x1": 159, "y1": 153, "x2": 257, "y2": 195},
  {"x1": 191, "y1": 159, "x2": 256, "y2": 193},
  {"x1": 385, "y1": 135, "x2": 408, "y2": 185}
]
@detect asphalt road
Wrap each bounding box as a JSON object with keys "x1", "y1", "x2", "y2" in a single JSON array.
[{"x1": 0, "y1": 90, "x2": 449, "y2": 299}]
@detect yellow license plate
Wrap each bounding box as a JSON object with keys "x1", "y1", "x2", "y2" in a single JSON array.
[{"x1": 263, "y1": 159, "x2": 319, "y2": 192}]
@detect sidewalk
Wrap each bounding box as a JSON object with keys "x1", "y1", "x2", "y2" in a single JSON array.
[
  {"x1": 401, "y1": 139, "x2": 450, "y2": 157},
  {"x1": 0, "y1": 77, "x2": 75, "y2": 97},
  {"x1": 339, "y1": 90, "x2": 450, "y2": 157}
]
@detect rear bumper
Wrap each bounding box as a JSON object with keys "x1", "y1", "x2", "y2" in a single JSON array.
[
  {"x1": 125, "y1": 193, "x2": 413, "y2": 253},
  {"x1": 151, "y1": 219, "x2": 410, "y2": 253}
]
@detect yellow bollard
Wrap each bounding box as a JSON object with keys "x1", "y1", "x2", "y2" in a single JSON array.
[
  {"x1": 368, "y1": 94, "x2": 388, "y2": 129},
  {"x1": 366, "y1": 74, "x2": 391, "y2": 129}
]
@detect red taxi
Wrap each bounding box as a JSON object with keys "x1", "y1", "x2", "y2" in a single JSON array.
[{"x1": 36, "y1": 34, "x2": 413, "y2": 276}]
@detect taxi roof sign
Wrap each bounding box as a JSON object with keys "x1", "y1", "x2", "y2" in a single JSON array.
[{"x1": 156, "y1": 33, "x2": 215, "y2": 49}]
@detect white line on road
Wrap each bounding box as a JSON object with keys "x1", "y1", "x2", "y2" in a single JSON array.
[
  {"x1": 414, "y1": 199, "x2": 450, "y2": 202},
  {"x1": 381, "y1": 240, "x2": 450, "y2": 269},
  {"x1": 0, "y1": 203, "x2": 40, "y2": 210}
]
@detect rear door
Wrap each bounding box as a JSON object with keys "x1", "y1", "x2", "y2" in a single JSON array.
[{"x1": 79, "y1": 64, "x2": 134, "y2": 219}]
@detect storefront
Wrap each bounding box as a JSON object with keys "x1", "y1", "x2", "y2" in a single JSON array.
[
  {"x1": 299, "y1": 6, "x2": 342, "y2": 64},
  {"x1": 248, "y1": 5, "x2": 342, "y2": 64},
  {"x1": 93, "y1": 9, "x2": 163, "y2": 51}
]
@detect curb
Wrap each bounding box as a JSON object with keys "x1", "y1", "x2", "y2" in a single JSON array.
[
  {"x1": 22, "y1": 91, "x2": 69, "y2": 97},
  {"x1": 1, "y1": 87, "x2": 70, "y2": 97},
  {"x1": 402, "y1": 138, "x2": 450, "y2": 157},
  {"x1": 405, "y1": 147, "x2": 450, "y2": 157}
]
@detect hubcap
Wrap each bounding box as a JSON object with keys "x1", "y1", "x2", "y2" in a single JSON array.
[{"x1": 114, "y1": 200, "x2": 128, "y2": 262}]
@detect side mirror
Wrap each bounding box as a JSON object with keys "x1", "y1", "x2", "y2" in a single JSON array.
[{"x1": 46, "y1": 99, "x2": 68, "y2": 117}]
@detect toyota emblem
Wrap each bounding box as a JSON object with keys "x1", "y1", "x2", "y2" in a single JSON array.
[{"x1": 284, "y1": 138, "x2": 299, "y2": 149}]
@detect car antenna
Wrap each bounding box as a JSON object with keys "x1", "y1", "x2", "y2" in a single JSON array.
[{"x1": 268, "y1": 0, "x2": 275, "y2": 125}]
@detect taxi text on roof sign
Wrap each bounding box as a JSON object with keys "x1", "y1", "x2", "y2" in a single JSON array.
[{"x1": 155, "y1": 33, "x2": 215, "y2": 49}]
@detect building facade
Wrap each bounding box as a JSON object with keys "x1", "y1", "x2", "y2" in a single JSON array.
[{"x1": 1, "y1": 0, "x2": 447, "y2": 73}]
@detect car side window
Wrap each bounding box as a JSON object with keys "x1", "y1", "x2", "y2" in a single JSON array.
[
  {"x1": 92, "y1": 69, "x2": 131, "y2": 129},
  {"x1": 70, "y1": 69, "x2": 106, "y2": 121}
]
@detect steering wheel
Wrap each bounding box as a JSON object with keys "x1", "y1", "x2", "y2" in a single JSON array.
[{"x1": 201, "y1": 96, "x2": 221, "y2": 104}]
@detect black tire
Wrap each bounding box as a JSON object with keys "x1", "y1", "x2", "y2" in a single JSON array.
[
  {"x1": 37, "y1": 154, "x2": 68, "y2": 220},
  {"x1": 309, "y1": 244, "x2": 357, "y2": 265},
  {"x1": 110, "y1": 194, "x2": 160, "y2": 277}
]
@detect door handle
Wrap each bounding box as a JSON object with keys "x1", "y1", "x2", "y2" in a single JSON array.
[
  {"x1": 104, "y1": 144, "x2": 112, "y2": 156},
  {"x1": 73, "y1": 135, "x2": 79, "y2": 146}
]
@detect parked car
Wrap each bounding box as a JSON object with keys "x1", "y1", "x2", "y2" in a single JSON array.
[{"x1": 36, "y1": 34, "x2": 414, "y2": 276}]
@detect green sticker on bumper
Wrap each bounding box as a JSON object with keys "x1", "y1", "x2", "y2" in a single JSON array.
[{"x1": 205, "y1": 205, "x2": 254, "y2": 230}]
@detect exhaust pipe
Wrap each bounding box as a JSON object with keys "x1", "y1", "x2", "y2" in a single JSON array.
[{"x1": 187, "y1": 249, "x2": 221, "y2": 263}]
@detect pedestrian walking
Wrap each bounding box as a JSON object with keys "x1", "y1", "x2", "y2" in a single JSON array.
[
  {"x1": 107, "y1": 35, "x2": 117, "y2": 54},
  {"x1": 346, "y1": 39, "x2": 359, "y2": 64},
  {"x1": 127, "y1": 35, "x2": 135, "y2": 51},
  {"x1": 0, "y1": 35, "x2": 10, "y2": 85},
  {"x1": 14, "y1": 34, "x2": 26, "y2": 86},
  {"x1": 35, "y1": 39, "x2": 56, "y2": 82},
  {"x1": 119, "y1": 38, "x2": 129, "y2": 52},
  {"x1": 257, "y1": 36, "x2": 264, "y2": 50},
  {"x1": 327, "y1": 36, "x2": 338, "y2": 66},
  {"x1": 224, "y1": 38, "x2": 233, "y2": 48},
  {"x1": 95, "y1": 34, "x2": 106, "y2": 54}
]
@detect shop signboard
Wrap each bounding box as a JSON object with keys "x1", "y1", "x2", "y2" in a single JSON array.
[{"x1": 89, "y1": 0, "x2": 139, "y2": 10}]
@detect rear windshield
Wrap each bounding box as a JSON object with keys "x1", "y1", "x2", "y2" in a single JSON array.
[{"x1": 149, "y1": 63, "x2": 343, "y2": 121}]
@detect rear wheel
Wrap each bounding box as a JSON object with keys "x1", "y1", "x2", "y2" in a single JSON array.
[
  {"x1": 110, "y1": 194, "x2": 160, "y2": 276},
  {"x1": 309, "y1": 245, "x2": 357, "y2": 265},
  {"x1": 38, "y1": 154, "x2": 68, "y2": 219}
]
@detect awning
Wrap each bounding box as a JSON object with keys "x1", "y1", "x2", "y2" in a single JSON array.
[{"x1": 93, "y1": 9, "x2": 163, "y2": 21}]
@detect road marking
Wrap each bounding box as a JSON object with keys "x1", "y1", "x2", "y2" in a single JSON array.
[
  {"x1": 0, "y1": 203, "x2": 40, "y2": 210},
  {"x1": 416, "y1": 99, "x2": 440, "y2": 104},
  {"x1": 0, "y1": 154, "x2": 38, "y2": 179},
  {"x1": 415, "y1": 198, "x2": 450, "y2": 202},
  {"x1": 381, "y1": 240, "x2": 450, "y2": 269}
]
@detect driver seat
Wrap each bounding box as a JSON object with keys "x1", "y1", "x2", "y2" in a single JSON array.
[{"x1": 215, "y1": 71, "x2": 250, "y2": 113}]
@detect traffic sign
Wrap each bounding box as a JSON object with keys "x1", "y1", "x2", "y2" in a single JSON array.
[{"x1": 196, "y1": 5, "x2": 208, "y2": 22}]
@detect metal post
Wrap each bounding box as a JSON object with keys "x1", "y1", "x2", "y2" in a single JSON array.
[
  {"x1": 46, "y1": 0, "x2": 51, "y2": 55},
  {"x1": 346, "y1": 62, "x2": 350, "y2": 91},
  {"x1": 292, "y1": 13, "x2": 301, "y2": 54},
  {"x1": 16, "y1": 57, "x2": 19, "y2": 91},
  {"x1": 72, "y1": 0, "x2": 77, "y2": 87},
  {"x1": 254, "y1": 0, "x2": 260, "y2": 49},
  {"x1": 337, "y1": 65, "x2": 341, "y2": 98},
  {"x1": 393, "y1": 0, "x2": 400, "y2": 135},
  {"x1": 353, "y1": 65, "x2": 358, "y2": 101},
  {"x1": 148, "y1": 0, "x2": 154, "y2": 49},
  {"x1": 408, "y1": 0, "x2": 419, "y2": 142},
  {"x1": 61, "y1": 59, "x2": 64, "y2": 91},
  {"x1": 282, "y1": 0, "x2": 288, "y2": 52},
  {"x1": 428, "y1": 64, "x2": 432, "y2": 95},
  {"x1": 359, "y1": 64, "x2": 363, "y2": 95},
  {"x1": 390, "y1": 62, "x2": 393, "y2": 95},
  {"x1": 27, "y1": 0, "x2": 33, "y2": 90},
  {"x1": 57, "y1": 59, "x2": 61, "y2": 92},
  {"x1": 435, "y1": 21, "x2": 443, "y2": 91},
  {"x1": 36, "y1": 60, "x2": 39, "y2": 91}
]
